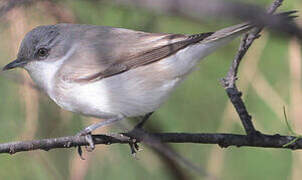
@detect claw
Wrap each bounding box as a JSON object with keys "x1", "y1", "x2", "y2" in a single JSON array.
[
  {"x1": 77, "y1": 146, "x2": 85, "y2": 160},
  {"x1": 128, "y1": 138, "x2": 140, "y2": 159},
  {"x1": 84, "y1": 134, "x2": 95, "y2": 151},
  {"x1": 76, "y1": 129, "x2": 95, "y2": 153},
  {"x1": 129, "y1": 143, "x2": 139, "y2": 160}
]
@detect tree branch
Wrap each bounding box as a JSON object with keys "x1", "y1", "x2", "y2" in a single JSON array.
[
  {"x1": 220, "y1": 0, "x2": 284, "y2": 135},
  {"x1": 0, "y1": 131, "x2": 301, "y2": 154}
]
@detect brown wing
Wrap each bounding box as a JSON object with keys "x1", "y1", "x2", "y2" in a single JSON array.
[
  {"x1": 96, "y1": 32, "x2": 214, "y2": 80},
  {"x1": 57, "y1": 25, "x2": 213, "y2": 82}
]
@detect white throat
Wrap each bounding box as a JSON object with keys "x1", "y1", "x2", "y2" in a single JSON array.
[{"x1": 24, "y1": 45, "x2": 76, "y2": 96}]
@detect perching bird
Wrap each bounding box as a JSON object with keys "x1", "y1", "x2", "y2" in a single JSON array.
[{"x1": 3, "y1": 11, "x2": 295, "y2": 148}]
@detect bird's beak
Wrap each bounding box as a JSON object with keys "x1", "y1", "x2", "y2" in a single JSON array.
[{"x1": 2, "y1": 58, "x2": 27, "y2": 71}]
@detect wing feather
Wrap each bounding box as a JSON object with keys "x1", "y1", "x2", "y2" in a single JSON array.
[
  {"x1": 56, "y1": 23, "x2": 250, "y2": 83},
  {"x1": 66, "y1": 29, "x2": 213, "y2": 82}
]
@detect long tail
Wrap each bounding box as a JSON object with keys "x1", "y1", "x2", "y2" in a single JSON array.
[{"x1": 202, "y1": 10, "x2": 298, "y2": 43}]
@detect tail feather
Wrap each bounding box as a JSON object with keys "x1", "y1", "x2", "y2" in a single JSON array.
[
  {"x1": 202, "y1": 10, "x2": 298, "y2": 43},
  {"x1": 202, "y1": 23, "x2": 252, "y2": 43}
]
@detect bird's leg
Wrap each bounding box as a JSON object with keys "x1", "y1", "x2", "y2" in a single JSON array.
[
  {"x1": 126, "y1": 112, "x2": 154, "y2": 156},
  {"x1": 134, "y1": 112, "x2": 154, "y2": 129},
  {"x1": 76, "y1": 116, "x2": 124, "y2": 152}
]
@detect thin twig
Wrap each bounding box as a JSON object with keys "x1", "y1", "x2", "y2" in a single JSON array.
[{"x1": 220, "y1": 0, "x2": 284, "y2": 135}]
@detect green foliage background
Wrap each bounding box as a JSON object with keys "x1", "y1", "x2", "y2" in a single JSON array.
[{"x1": 0, "y1": 0, "x2": 301, "y2": 179}]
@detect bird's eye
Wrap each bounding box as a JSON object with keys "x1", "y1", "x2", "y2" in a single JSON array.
[{"x1": 37, "y1": 48, "x2": 48, "y2": 57}]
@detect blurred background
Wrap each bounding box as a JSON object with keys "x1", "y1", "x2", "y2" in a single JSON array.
[{"x1": 0, "y1": 0, "x2": 301, "y2": 179}]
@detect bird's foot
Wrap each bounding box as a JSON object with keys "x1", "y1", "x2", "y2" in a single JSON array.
[
  {"x1": 128, "y1": 138, "x2": 142, "y2": 159},
  {"x1": 75, "y1": 116, "x2": 125, "y2": 158},
  {"x1": 75, "y1": 129, "x2": 95, "y2": 160}
]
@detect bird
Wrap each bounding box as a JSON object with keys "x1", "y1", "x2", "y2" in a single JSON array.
[
  {"x1": 3, "y1": 22, "x2": 252, "y2": 132},
  {"x1": 2, "y1": 21, "x2": 259, "y2": 149}
]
